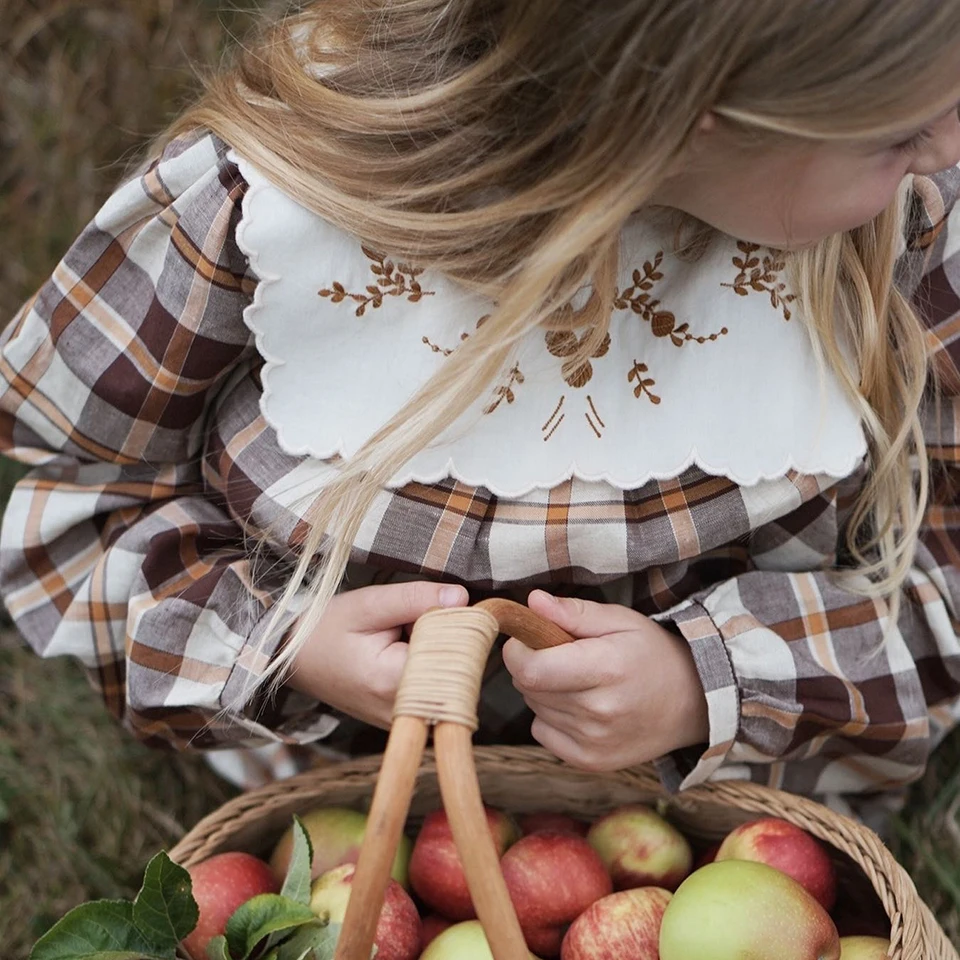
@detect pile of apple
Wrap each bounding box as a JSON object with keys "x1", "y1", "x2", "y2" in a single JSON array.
[{"x1": 180, "y1": 804, "x2": 893, "y2": 960}]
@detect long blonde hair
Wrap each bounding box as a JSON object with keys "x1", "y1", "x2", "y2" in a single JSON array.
[{"x1": 170, "y1": 0, "x2": 960, "y2": 690}]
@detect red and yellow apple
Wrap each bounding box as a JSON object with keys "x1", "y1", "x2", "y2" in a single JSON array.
[
  {"x1": 586, "y1": 804, "x2": 692, "y2": 891},
  {"x1": 501, "y1": 831, "x2": 613, "y2": 957},
  {"x1": 560, "y1": 887, "x2": 671, "y2": 960},
  {"x1": 270, "y1": 806, "x2": 412, "y2": 888},
  {"x1": 419, "y1": 919, "x2": 542, "y2": 960},
  {"x1": 716, "y1": 817, "x2": 837, "y2": 911},
  {"x1": 180, "y1": 852, "x2": 279, "y2": 960},
  {"x1": 658, "y1": 860, "x2": 841, "y2": 960},
  {"x1": 518, "y1": 812, "x2": 590, "y2": 837},
  {"x1": 839, "y1": 936, "x2": 891, "y2": 959},
  {"x1": 409, "y1": 805, "x2": 520, "y2": 919},
  {"x1": 308, "y1": 863, "x2": 421, "y2": 960}
]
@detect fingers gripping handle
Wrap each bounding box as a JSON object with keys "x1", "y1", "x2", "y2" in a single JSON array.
[{"x1": 334, "y1": 601, "x2": 573, "y2": 960}]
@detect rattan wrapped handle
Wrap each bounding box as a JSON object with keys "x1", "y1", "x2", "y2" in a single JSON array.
[{"x1": 334, "y1": 599, "x2": 573, "y2": 960}]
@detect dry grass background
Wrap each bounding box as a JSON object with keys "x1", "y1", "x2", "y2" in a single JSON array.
[{"x1": 0, "y1": 1, "x2": 958, "y2": 957}]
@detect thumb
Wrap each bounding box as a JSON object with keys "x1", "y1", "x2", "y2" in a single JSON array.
[
  {"x1": 352, "y1": 580, "x2": 469, "y2": 632},
  {"x1": 527, "y1": 589, "x2": 642, "y2": 639}
]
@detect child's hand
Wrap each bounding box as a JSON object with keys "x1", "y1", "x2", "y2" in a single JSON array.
[
  {"x1": 286, "y1": 581, "x2": 469, "y2": 728},
  {"x1": 502, "y1": 590, "x2": 709, "y2": 772}
]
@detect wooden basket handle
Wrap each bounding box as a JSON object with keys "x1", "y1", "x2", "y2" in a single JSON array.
[{"x1": 334, "y1": 599, "x2": 573, "y2": 960}]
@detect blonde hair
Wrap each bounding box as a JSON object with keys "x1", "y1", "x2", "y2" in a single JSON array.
[{"x1": 169, "y1": 0, "x2": 960, "y2": 692}]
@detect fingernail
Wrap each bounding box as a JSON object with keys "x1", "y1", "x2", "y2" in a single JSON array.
[
  {"x1": 440, "y1": 585, "x2": 467, "y2": 607},
  {"x1": 533, "y1": 589, "x2": 558, "y2": 605}
]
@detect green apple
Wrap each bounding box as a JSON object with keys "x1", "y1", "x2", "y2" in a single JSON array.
[
  {"x1": 839, "y1": 936, "x2": 891, "y2": 959},
  {"x1": 659, "y1": 860, "x2": 841, "y2": 960},
  {"x1": 270, "y1": 806, "x2": 412, "y2": 888},
  {"x1": 420, "y1": 920, "x2": 542, "y2": 960}
]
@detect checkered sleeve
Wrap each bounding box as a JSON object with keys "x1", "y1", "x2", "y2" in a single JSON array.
[
  {"x1": 0, "y1": 132, "x2": 336, "y2": 750},
  {"x1": 655, "y1": 166, "x2": 960, "y2": 796}
]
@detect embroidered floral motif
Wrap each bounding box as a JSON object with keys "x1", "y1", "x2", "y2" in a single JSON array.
[
  {"x1": 485, "y1": 364, "x2": 525, "y2": 414},
  {"x1": 615, "y1": 252, "x2": 729, "y2": 346},
  {"x1": 320, "y1": 245, "x2": 434, "y2": 317},
  {"x1": 545, "y1": 328, "x2": 612, "y2": 388},
  {"x1": 628, "y1": 361, "x2": 661, "y2": 405},
  {"x1": 722, "y1": 241, "x2": 796, "y2": 321}
]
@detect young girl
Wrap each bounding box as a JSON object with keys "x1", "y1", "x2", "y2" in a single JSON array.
[{"x1": 2, "y1": 0, "x2": 960, "y2": 812}]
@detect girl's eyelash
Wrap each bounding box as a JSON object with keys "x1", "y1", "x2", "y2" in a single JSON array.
[{"x1": 893, "y1": 129, "x2": 934, "y2": 154}]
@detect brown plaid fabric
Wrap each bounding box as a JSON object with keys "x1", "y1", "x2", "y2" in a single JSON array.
[{"x1": 2, "y1": 131, "x2": 960, "y2": 799}]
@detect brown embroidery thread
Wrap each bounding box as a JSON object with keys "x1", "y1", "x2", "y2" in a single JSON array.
[
  {"x1": 721, "y1": 241, "x2": 796, "y2": 321},
  {"x1": 542, "y1": 396, "x2": 566, "y2": 441},
  {"x1": 545, "y1": 329, "x2": 612, "y2": 388},
  {"x1": 485, "y1": 364, "x2": 526, "y2": 415},
  {"x1": 614, "y1": 252, "x2": 728, "y2": 346},
  {"x1": 320, "y1": 245, "x2": 435, "y2": 317},
  {"x1": 628, "y1": 361, "x2": 661, "y2": 405}
]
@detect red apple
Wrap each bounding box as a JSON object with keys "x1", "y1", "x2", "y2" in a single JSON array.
[
  {"x1": 270, "y1": 806, "x2": 412, "y2": 888},
  {"x1": 409, "y1": 805, "x2": 520, "y2": 919},
  {"x1": 421, "y1": 913, "x2": 455, "y2": 949},
  {"x1": 419, "y1": 919, "x2": 542, "y2": 959},
  {"x1": 839, "y1": 936, "x2": 891, "y2": 959},
  {"x1": 658, "y1": 860, "x2": 841, "y2": 960},
  {"x1": 560, "y1": 887, "x2": 671, "y2": 960},
  {"x1": 518, "y1": 812, "x2": 590, "y2": 837},
  {"x1": 309, "y1": 863, "x2": 421, "y2": 960},
  {"x1": 501, "y1": 831, "x2": 613, "y2": 957},
  {"x1": 716, "y1": 817, "x2": 837, "y2": 911},
  {"x1": 586, "y1": 804, "x2": 692, "y2": 891},
  {"x1": 180, "y1": 852, "x2": 279, "y2": 960}
]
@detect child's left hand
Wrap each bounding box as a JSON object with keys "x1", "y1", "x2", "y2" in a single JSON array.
[{"x1": 501, "y1": 590, "x2": 710, "y2": 772}]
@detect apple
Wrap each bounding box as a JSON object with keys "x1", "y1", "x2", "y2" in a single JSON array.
[
  {"x1": 560, "y1": 887, "x2": 671, "y2": 960},
  {"x1": 518, "y1": 812, "x2": 590, "y2": 837},
  {"x1": 659, "y1": 860, "x2": 841, "y2": 960},
  {"x1": 270, "y1": 806, "x2": 412, "y2": 889},
  {"x1": 309, "y1": 863, "x2": 421, "y2": 960},
  {"x1": 586, "y1": 804, "x2": 692, "y2": 891},
  {"x1": 501, "y1": 831, "x2": 613, "y2": 957},
  {"x1": 716, "y1": 817, "x2": 837, "y2": 911},
  {"x1": 180, "y1": 852, "x2": 279, "y2": 960},
  {"x1": 421, "y1": 913, "x2": 455, "y2": 950},
  {"x1": 419, "y1": 919, "x2": 542, "y2": 960},
  {"x1": 409, "y1": 805, "x2": 520, "y2": 919},
  {"x1": 839, "y1": 936, "x2": 891, "y2": 959}
]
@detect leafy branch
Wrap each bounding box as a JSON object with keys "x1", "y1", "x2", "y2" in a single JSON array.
[
  {"x1": 320, "y1": 246, "x2": 434, "y2": 317},
  {"x1": 721, "y1": 241, "x2": 796, "y2": 321}
]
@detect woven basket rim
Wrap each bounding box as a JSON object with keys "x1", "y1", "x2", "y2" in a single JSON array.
[{"x1": 169, "y1": 745, "x2": 957, "y2": 960}]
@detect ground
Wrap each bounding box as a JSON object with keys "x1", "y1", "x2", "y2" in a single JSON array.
[{"x1": 0, "y1": 2, "x2": 957, "y2": 957}]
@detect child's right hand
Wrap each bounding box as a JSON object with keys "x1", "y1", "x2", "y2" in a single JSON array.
[{"x1": 285, "y1": 581, "x2": 470, "y2": 728}]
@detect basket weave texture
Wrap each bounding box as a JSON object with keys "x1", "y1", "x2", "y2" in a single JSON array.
[{"x1": 170, "y1": 745, "x2": 957, "y2": 960}]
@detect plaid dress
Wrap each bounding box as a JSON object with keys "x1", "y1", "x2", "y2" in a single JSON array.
[{"x1": 2, "y1": 132, "x2": 959, "y2": 806}]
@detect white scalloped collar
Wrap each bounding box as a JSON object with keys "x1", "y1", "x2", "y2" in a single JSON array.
[{"x1": 232, "y1": 151, "x2": 866, "y2": 497}]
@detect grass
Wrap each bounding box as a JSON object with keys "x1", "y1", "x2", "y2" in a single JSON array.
[{"x1": 0, "y1": 1, "x2": 958, "y2": 957}]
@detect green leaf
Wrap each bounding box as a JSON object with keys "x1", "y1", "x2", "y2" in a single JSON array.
[
  {"x1": 28, "y1": 900, "x2": 171, "y2": 960},
  {"x1": 274, "y1": 922, "x2": 343, "y2": 960},
  {"x1": 204, "y1": 936, "x2": 232, "y2": 960},
  {"x1": 280, "y1": 817, "x2": 314, "y2": 907},
  {"x1": 133, "y1": 852, "x2": 199, "y2": 947},
  {"x1": 225, "y1": 895, "x2": 317, "y2": 960}
]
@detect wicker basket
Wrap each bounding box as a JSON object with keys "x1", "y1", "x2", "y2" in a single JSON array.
[{"x1": 170, "y1": 601, "x2": 957, "y2": 960}]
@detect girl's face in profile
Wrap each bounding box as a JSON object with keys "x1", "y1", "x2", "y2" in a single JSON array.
[{"x1": 657, "y1": 100, "x2": 960, "y2": 249}]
